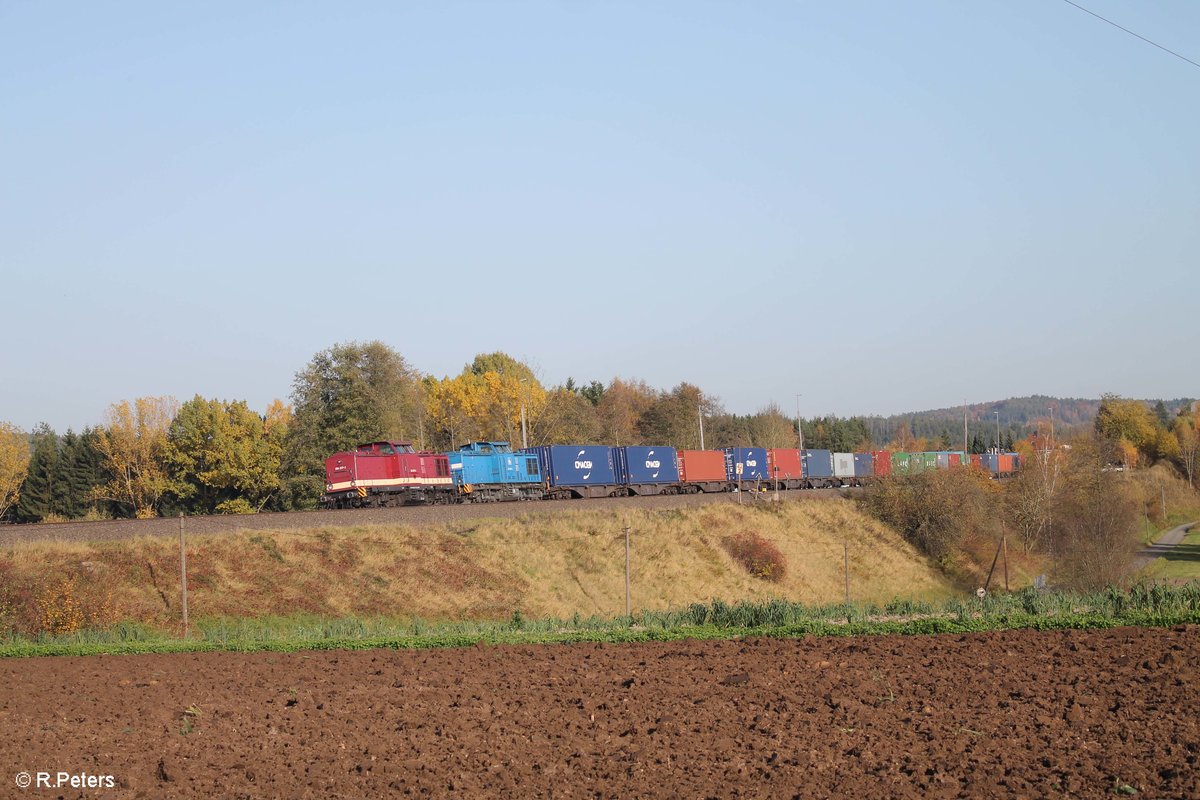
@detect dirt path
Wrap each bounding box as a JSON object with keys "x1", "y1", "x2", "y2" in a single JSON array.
[
  {"x1": 1137, "y1": 520, "x2": 1199, "y2": 571},
  {"x1": 2, "y1": 626, "x2": 1198, "y2": 798}
]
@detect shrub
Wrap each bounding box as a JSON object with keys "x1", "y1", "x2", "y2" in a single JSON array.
[
  {"x1": 722, "y1": 532, "x2": 787, "y2": 582},
  {"x1": 860, "y1": 469, "x2": 1002, "y2": 561}
]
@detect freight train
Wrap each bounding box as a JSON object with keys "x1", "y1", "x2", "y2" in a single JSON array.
[{"x1": 319, "y1": 440, "x2": 1021, "y2": 508}]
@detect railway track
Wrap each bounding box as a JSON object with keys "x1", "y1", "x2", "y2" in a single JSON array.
[{"x1": 0, "y1": 488, "x2": 854, "y2": 546}]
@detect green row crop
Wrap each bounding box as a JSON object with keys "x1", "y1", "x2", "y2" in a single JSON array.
[{"x1": 3, "y1": 584, "x2": 1198, "y2": 659}]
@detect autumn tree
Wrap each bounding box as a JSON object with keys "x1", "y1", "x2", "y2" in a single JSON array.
[
  {"x1": 533, "y1": 386, "x2": 603, "y2": 444},
  {"x1": 0, "y1": 422, "x2": 31, "y2": 521},
  {"x1": 1094, "y1": 394, "x2": 1159, "y2": 468},
  {"x1": 425, "y1": 353, "x2": 548, "y2": 448},
  {"x1": 637, "y1": 383, "x2": 722, "y2": 449},
  {"x1": 594, "y1": 378, "x2": 656, "y2": 446},
  {"x1": 284, "y1": 342, "x2": 425, "y2": 506},
  {"x1": 1050, "y1": 436, "x2": 1140, "y2": 590},
  {"x1": 92, "y1": 397, "x2": 178, "y2": 518},
  {"x1": 1005, "y1": 444, "x2": 1064, "y2": 554},
  {"x1": 166, "y1": 396, "x2": 284, "y2": 514},
  {"x1": 861, "y1": 468, "x2": 1002, "y2": 561},
  {"x1": 1174, "y1": 410, "x2": 1199, "y2": 488}
]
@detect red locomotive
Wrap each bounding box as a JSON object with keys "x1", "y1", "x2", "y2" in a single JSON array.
[{"x1": 321, "y1": 441, "x2": 453, "y2": 508}]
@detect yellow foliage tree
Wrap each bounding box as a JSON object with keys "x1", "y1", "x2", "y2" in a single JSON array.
[
  {"x1": 92, "y1": 396, "x2": 178, "y2": 518},
  {"x1": 1174, "y1": 412, "x2": 1199, "y2": 488},
  {"x1": 425, "y1": 356, "x2": 548, "y2": 448},
  {"x1": 1095, "y1": 394, "x2": 1159, "y2": 468},
  {"x1": 0, "y1": 422, "x2": 31, "y2": 520}
]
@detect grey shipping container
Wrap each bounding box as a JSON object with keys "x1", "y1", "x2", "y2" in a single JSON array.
[{"x1": 833, "y1": 452, "x2": 855, "y2": 479}]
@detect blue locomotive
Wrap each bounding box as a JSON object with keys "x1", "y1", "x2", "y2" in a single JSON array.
[{"x1": 446, "y1": 441, "x2": 545, "y2": 502}]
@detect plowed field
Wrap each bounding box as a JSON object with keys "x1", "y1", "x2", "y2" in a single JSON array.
[{"x1": 2, "y1": 626, "x2": 1198, "y2": 798}]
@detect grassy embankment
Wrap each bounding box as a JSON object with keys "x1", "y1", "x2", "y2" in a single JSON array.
[{"x1": 2, "y1": 499, "x2": 955, "y2": 640}]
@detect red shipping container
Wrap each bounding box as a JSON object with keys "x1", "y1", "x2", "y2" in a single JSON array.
[
  {"x1": 970, "y1": 454, "x2": 983, "y2": 469},
  {"x1": 767, "y1": 448, "x2": 803, "y2": 480},
  {"x1": 948, "y1": 453, "x2": 962, "y2": 468},
  {"x1": 998, "y1": 454, "x2": 1015, "y2": 473},
  {"x1": 872, "y1": 451, "x2": 892, "y2": 477},
  {"x1": 678, "y1": 450, "x2": 727, "y2": 482}
]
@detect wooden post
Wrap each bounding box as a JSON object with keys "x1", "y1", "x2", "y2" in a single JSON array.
[
  {"x1": 1002, "y1": 535, "x2": 1009, "y2": 593},
  {"x1": 179, "y1": 513, "x2": 189, "y2": 638},
  {"x1": 844, "y1": 541, "x2": 850, "y2": 606},
  {"x1": 624, "y1": 523, "x2": 631, "y2": 619},
  {"x1": 983, "y1": 539, "x2": 1002, "y2": 593}
]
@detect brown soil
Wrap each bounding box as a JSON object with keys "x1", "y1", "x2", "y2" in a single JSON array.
[{"x1": 2, "y1": 627, "x2": 1198, "y2": 798}]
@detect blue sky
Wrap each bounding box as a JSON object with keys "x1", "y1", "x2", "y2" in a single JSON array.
[{"x1": 3, "y1": 1, "x2": 1197, "y2": 432}]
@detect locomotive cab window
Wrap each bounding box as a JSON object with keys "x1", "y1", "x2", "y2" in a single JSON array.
[
  {"x1": 526, "y1": 458, "x2": 539, "y2": 476},
  {"x1": 379, "y1": 443, "x2": 394, "y2": 455}
]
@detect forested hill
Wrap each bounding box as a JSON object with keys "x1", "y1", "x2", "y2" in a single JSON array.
[{"x1": 864, "y1": 395, "x2": 1195, "y2": 446}]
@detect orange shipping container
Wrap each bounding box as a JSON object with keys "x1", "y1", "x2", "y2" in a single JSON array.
[
  {"x1": 766, "y1": 448, "x2": 803, "y2": 480},
  {"x1": 998, "y1": 454, "x2": 1015, "y2": 473},
  {"x1": 678, "y1": 450, "x2": 727, "y2": 483}
]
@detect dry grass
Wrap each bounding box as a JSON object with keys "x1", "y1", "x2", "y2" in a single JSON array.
[{"x1": 1, "y1": 498, "x2": 957, "y2": 633}]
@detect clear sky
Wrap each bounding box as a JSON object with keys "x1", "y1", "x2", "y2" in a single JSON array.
[{"x1": 3, "y1": 1, "x2": 1197, "y2": 432}]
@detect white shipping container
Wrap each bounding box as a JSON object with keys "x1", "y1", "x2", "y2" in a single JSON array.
[{"x1": 833, "y1": 452, "x2": 856, "y2": 478}]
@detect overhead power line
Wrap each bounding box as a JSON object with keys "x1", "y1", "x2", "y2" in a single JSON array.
[{"x1": 1059, "y1": 0, "x2": 1200, "y2": 70}]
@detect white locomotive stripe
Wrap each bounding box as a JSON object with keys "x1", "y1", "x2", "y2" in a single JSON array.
[{"x1": 327, "y1": 477, "x2": 452, "y2": 492}]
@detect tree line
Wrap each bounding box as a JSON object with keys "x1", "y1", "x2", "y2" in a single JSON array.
[{"x1": 1, "y1": 342, "x2": 1196, "y2": 521}]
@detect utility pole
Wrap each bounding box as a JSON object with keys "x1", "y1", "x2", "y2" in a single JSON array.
[
  {"x1": 795, "y1": 394, "x2": 804, "y2": 452},
  {"x1": 963, "y1": 400, "x2": 968, "y2": 454},
  {"x1": 519, "y1": 378, "x2": 529, "y2": 449},
  {"x1": 179, "y1": 514, "x2": 189, "y2": 639},
  {"x1": 698, "y1": 406, "x2": 705, "y2": 450}
]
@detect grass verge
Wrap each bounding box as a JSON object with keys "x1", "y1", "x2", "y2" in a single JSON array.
[{"x1": 3, "y1": 583, "x2": 1197, "y2": 658}]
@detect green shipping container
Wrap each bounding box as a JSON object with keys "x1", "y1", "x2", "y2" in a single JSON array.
[{"x1": 891, "y1": 452, "x2": 911, "y2": 474}]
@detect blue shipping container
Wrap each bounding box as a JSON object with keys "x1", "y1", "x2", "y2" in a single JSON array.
[
  {"x1": 980, "y1": 453, "x2": 1000, "y2": 473},
  {"x1": 802, "y1": 449, "x2": 834, "y2": 478},
  {"x1": 614, "y1": 446, "x2": 679, "y2": 485},
  {"x1": 853, "y1": 453, "x2": 874, "y2": 478},
  {"x1": 724, "y1": 447, "x2": 768, "y2": 481},
  {"x1": 525, "y1": 445, "x2": 616, "y2": 487},
  {"x1": 447, "y1": 442, "x2": 541, "y2": 487}
]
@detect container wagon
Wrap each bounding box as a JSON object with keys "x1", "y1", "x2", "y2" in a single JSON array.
[
  {"x1": 724, "y1": 447, "x2": 768, "y2": 486},
  {"x1": 802, "y1": 449, "x2": 835, "y2": 487},
  {"x1": 524, "y1": 445, "x2": 617, "y2": 499},
  {"x1": 613, "y1": 446, "x2": 680, "y2": 496},
  {"x1": 766, "y1": 448, "x2": 804, "y2": 489},
  {"x1": 678, "y1": 450, "x2": 729, "y2": 493}
]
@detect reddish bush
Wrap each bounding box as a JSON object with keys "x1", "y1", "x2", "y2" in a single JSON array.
[{"x1": 722, "y1": 532, "x2": 787, "y2": 582}]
